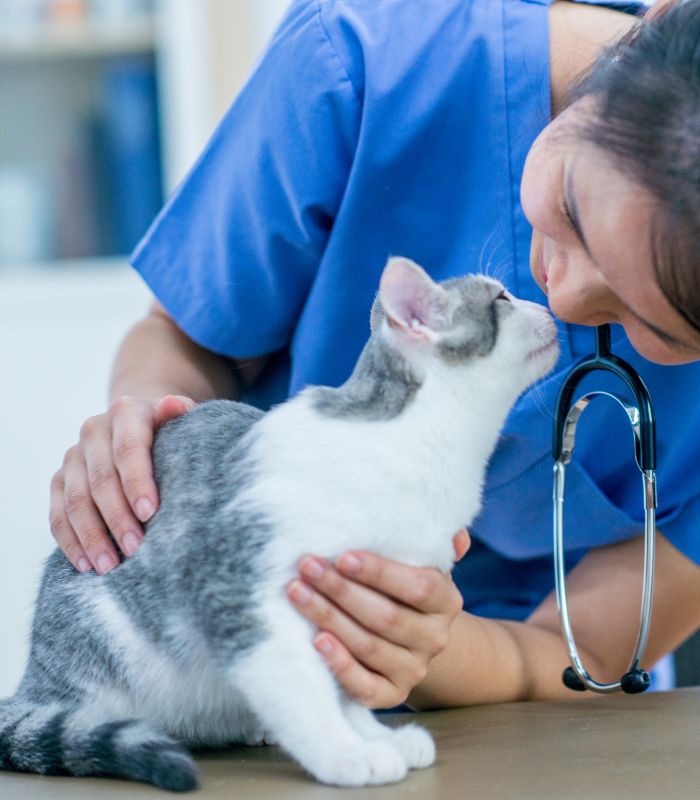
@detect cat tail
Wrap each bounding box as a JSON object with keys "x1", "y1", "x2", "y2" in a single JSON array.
[{"x1": 0, "y1": 695, "x2": 199, "y2": 792}]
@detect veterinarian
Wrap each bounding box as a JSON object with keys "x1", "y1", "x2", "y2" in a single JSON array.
[{"x1": 50, "y1": 0, "x2": 700, "y2": 708}]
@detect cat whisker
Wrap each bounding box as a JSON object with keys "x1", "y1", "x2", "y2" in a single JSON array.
[
  {"x1": 526, "y1": 378, "x2": 554, "y2": 420},
  {"x1": 476, "y1": 227, "x2": 500, "y2": 277}
]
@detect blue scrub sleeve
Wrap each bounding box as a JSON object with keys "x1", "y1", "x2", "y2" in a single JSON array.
[
  {"x1": 554, "y1": 0, "x2": 648, "y2": 12},
  {"x1": 659, "y1": 493, "x2": 700, "y2": 566},
  {"x1": 131, "y1": 0, "x2": 360, "y2": 359}
]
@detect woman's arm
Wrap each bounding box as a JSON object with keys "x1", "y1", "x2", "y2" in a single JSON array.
[
  {"x1": 50, "y1": 299, "x2": 268, "y2": 573},
  {"x1": 549, "y1": 2, "x2": 637, "y2": 115},
  {"x1": 109, "y1": 300, "x2": 267, "y2": 403},
  {"x1": 548, "y1": 0, "x2": 681, "y2": 117},
  {"x1": 411, "y1": 532, "x2": 700, "y2": 708},
  {"x1": 288, "y1": 530, "x2": 700, "y2": 709}
]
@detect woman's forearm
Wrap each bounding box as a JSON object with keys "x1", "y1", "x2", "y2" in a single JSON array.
[
  {"x1": 285, "y1": 531, "x2": 700, "y2": 711},
  {"x1": 408, "y1": 611, "x2": 603, "y2": 710},
  {"x1": 410, "y1": 532, "x2": 700, "y2": 711},
  {"x1": 109, "y1": 302, "x2": 246, "y2": 404}
]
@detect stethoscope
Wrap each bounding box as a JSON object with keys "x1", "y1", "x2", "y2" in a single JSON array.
[{"x1": 552, "y1": 324, "x2": 657, "y2": 694}]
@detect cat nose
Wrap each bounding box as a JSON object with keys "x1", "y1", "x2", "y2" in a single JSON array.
[{"x1": 517, "y1": 298, "x2": 552, "y2": 316}]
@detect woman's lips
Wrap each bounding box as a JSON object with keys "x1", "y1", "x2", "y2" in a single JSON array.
[{"x1": 540, "y1": 250, "x2": 548, "y2": 286}]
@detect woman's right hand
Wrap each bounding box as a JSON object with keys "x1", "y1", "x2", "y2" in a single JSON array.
[{"x1": 50, "y1": 394, "x2": 195, "y2": 574}]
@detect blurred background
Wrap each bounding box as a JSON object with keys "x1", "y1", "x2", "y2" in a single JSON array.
[{"x1": 0, "y1": 0, "x2": 288, "y2": 695}]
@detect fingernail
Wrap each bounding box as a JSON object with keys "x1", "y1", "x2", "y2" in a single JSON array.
[
  {"x1": 134, "y1": 497, "x2": 155, "y2": 522},
  {"x1": 337, "y1": 553, "x2": 362, "y2": 574},
  {"x1": 300, "y1": 556, "x2": 325, "y2": 580},
  {"x1": 288, "y1": 580, "x2": 313, "y2": 605},
  {"x1": 96, "y1": 553, "x2": 117, "y2": 575},
  {"x1": 454, "y1": 530, "x2": 470, "y2": 561},
  {"x1": 315, "y1": 636, "x2": 334, "y2": 656},
  {"x1": 122, "y1": 531, "x2": 141, "y2": 557},
  {"x1": 77, "y1": 557, "x2": 91, "y2": 573}
]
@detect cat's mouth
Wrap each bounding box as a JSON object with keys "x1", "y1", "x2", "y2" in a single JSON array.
[{"x1": 526, "y1": 336, "x2": 559, "y2": 362}]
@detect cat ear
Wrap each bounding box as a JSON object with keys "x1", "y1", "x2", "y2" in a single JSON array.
[
  {"x1": 369, "y1": 295, "x2": 385, "y2": 333},
  {"x1": 378, "y1": 257, "x2": 450, "y2": 340}
]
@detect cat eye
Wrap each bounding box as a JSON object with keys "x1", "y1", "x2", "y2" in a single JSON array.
[{"x1": 496, "y1": 290, "x2": 511, "y2": 302}]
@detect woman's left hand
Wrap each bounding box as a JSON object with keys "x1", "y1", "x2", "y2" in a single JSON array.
[{"x1": 286, "y1": 530, "x2": 470, "y2": 709}]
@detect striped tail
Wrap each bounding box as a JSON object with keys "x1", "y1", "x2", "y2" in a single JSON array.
[{"x1": 0, "y1": 697, "x2": 199, "y2": 792}]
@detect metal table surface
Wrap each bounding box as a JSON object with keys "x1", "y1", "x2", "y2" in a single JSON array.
[{"x1": 1, "y1": 687, "x2": 699, "y2": 799}]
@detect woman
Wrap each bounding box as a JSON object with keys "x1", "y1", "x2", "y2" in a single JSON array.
[{"x1": 50, "y1": 0, "x2": 700, "y2": 708}]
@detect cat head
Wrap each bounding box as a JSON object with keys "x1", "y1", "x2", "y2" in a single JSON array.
[{"x1": 370, "y1": 257, "x2": 559, "y2": 392}]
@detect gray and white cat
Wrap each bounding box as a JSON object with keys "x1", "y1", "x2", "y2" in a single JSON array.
[{"x1": 0, "y1": 257, "x2": 558, "y2": 791}]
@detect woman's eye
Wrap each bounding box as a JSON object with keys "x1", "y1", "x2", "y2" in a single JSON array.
[{"x1": 562, "y1": 198, "x2": 576, "y2": 232}]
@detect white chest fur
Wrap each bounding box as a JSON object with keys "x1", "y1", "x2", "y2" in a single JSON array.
[{"x1": 236, "y1": 365, "x2": 510, "y2": 581}]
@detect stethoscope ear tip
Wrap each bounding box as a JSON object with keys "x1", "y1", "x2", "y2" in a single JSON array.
[
  {"x1": 561, "y1": 666, "x2": 652, "y2": 694},
  {"x1": 562, "y1": 667, "x2": 587, "y2": 692},
  {"x1": 621, "y1": 668, "x2": 651, "y2": 694}
]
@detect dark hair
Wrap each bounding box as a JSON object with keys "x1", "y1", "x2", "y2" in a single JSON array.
[{"x1": 570, "y1": 1, "x2": 700, "y2": 335}]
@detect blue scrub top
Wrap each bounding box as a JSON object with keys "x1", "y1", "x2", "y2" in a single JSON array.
[{"x1": 132, "y1": 0, "x2": 698, "y2": 622}]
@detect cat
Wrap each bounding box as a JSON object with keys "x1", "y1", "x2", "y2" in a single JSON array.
[{"x1": 0, "y1": 256, "x2": 559, "y2": 791}]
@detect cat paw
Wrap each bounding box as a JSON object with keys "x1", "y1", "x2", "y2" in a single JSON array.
[
  {"x1": 145, "y1": 747, "x2": 200, "y2": 792},
  {"x1": 238, "y1": 729, "x2": 266, "y2": 746},
  {"x1": 238, "y1": 729, "x2": 279, "y2": 747},
  {"x1": 389, "y1": 724, "x2": 435, "y2": 770},
  {"x1": 315, "y1": 741, "x2": 407, "y2": 787}
]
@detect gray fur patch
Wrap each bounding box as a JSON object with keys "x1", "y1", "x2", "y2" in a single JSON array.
[
  {"x1": 106, "y1": 400, "x2": 271, "y2": 663},
  {"x1": 437, "y1": 276, "x2": 507, "y2": 363},
  {"x1": 316, "y1": 274, "x2": 508, "y2": 419},
  {"x1": 2, "y1": 399, "x2": 272, "y2": 788},
  {"x1": 27, "y1": 710, "x2": 69, "y2": 774},
  {"x1": 312, "y1": 336, "x2": 420, "y2": 421},
  {"x1": 0, "y1": 707, "x2": 33, "y2": 770},
  {"x1": 21, "y1": 552, "x2": 129, "y2": 706}
]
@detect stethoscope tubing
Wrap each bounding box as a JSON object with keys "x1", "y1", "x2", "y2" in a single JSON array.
[
  {"x1": 552, "y1": 325, "x2": 658, "y2": 694},
  {"x1": 554, "y1": 443, "x2": 657, "y2": 693}
]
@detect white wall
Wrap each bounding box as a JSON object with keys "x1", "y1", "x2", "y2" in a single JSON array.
[
  {"x1": 0, "y1": 0, "x2": 290, "y2": 697},
  {"x1": 157, "y1": 0, "x2": 289, "y2": 190},
  {"x1": 249, "y1": 0, "x2": 290, "y2": 44},
  {"x1": 0, "y1": 263, "x2": 150, "y2": 695}
]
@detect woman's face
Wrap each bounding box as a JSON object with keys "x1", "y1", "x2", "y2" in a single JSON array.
[{"x1": 521, "y1": 102, "x2": 700, "y2": 365}]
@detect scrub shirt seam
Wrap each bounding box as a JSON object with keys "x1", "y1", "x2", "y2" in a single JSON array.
[{"x1": 314, "y1": 0, "x2": 360, "y2": 101}]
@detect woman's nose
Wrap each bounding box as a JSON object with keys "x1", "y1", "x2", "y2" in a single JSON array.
[{"x1": 547, "y1": 243, "x2": 618, "y2": 325}]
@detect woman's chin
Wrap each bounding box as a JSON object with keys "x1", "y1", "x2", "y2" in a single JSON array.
[
  {"x1": 547, "y1": 295, "x2": 617, "y2": 329},
  {"x1": 545, "y1": 294, "x2": 583, "y2": 326}
]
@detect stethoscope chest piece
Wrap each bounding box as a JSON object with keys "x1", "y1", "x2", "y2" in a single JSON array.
[{"x1": 552, "y1": 325, "x2": 658, "y2": 694}]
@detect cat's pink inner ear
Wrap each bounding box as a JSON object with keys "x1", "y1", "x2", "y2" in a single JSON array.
[{"x1": 379, "y1": 257, "x2": 449, "y2": 332}]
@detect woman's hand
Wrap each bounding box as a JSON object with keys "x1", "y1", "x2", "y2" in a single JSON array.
[
  {"x1": 286, "y1": 530, "x2": 470, "y2": 709},
  {"x1": 49, "y1": 394, "x2": 195, "y2": 574}
]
